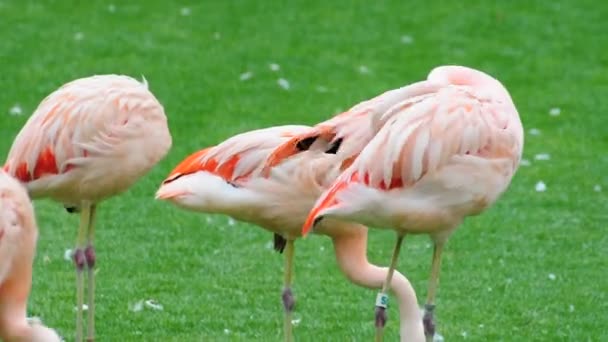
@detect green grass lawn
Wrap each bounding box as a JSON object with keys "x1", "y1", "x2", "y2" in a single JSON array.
[{"x1": 1, "y1": 1, "x2": 606, "y2": 341}]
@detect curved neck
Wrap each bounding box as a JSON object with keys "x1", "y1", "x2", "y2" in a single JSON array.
[{"x1": 331, "y1": 225, "x2": 424, "y2": 341}]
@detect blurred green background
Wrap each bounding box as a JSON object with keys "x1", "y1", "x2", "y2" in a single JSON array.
[{"x1": 0, "y1": 1, "x2": 606, "y2": 341}]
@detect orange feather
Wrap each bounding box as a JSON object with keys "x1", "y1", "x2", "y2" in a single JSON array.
[
  {"x1": 14, "y1": 163, "x2": 31, "y2": 183},
  {"x1": 164, "y1": 148, "x2": 213, "y2": 181},
  {"x1": 33, "y1": 147, "x2": 59, "y2": 179},
  {"x1": 164, "y1": 147, "x2": 243, "y2": 184},
  {"x1": 302, "y1": 172, "x2": 356, "y2": 236}
]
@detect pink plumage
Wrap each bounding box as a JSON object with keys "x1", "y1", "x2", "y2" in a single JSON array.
[
  {"x1": 303, "y1": 65, "x2": 524, "y2": 340},
  {"x1": 4, "y1": 75, "x2": 172, "y2": 205},
  {"x1": 156, "y1": 125, "x2": 425, "y2": 341},
  {"x1": 0, "y1": 170, "x2": 61, "y2": 342},
  {"x1": 3, "y1": 74, "x2": 172, "y2": 342},
  {"x1": 263, "y1": 78, "x2": 442, "y2": 175},
  {"x1": 304, "y1": 66, "x2": 522, "y2": 233},
  {"x1": 157, "y1": 125, "x2": 342, "y2": 238}
]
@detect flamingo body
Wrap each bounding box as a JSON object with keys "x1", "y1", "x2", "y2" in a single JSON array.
[
  {"x1": 4, "y1": 75, "x2": 172, "y2": 206},
  {"x1": 0, "y1": 170, "x2": 61, "y2": 342},
  {"x1": 157, "y1": 125, "x2": 352, "y2": 239},
  {"x1": 304, "y1": 65, "x2": 523, "y2": 236}
]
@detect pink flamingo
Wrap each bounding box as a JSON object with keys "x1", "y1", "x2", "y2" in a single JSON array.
[
  {"x1": 3, "y1": 75, "x2": 173, "y2": 342},
  {"x1": 155, "y1": 125, "x2": 425, "y2": 341},
  {"x1": 301, "y1": 65, "x2": 524, "y2": 341},
  {"x1": 0, "y1": 170, "x2": 61, "y2": 342}
]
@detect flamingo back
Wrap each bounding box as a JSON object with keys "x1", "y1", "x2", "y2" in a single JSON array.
[
  {"x1": 3, "y1": 75, "x2": 172, "y2": 203},
  {"x1": 161, "y1": 125, "x2": 312, "y2": 185},
  {"x1": 303, "y1": 65, "x2": 524, "y2": 235},
  {"x1": 264, "y1": 80, "x2": 442, "y2": 173},
  {"x1": 156, "y1": 125, "x2": 312, "y2": 213}
]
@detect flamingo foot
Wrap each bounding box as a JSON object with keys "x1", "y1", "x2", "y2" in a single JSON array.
[
  {"x1": 282, "y1": 288, "x2": 295, "y2": 312},
  {"x1": 423, "y1": 304, "x2": 436, "y2": 339},
  {"x1": 374, "y1": 306, "x2": 387, "y2": 328}
]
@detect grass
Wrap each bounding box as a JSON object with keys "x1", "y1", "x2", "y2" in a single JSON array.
[{"x1": 1, "y1": 0, "x2": 607, "y2": 341}]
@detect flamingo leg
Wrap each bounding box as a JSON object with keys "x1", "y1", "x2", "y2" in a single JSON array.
[
  {"x1": 423, "y1": 241, "x2": 445, "y2": 342},
  {"x1": 375, "y1": 233, "x2": 405, "y2": 342},
  {"x1": 73, "y1": 204, "x2": 91, "y2": 342},
  {"x1": 85, "y1": 205, "x2": 97, "y2": 342},
  {"x1": 282, "y1": 239, "x2": 295, "y2": 342}
]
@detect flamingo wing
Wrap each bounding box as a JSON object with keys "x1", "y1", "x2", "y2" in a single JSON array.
[
  {"x1": 264, "y1": 80, "x2": 442, "y2": 173},
  {"x1": 303, "y1": 67, "x2": 523, "y2": 235},
  {"x1": 161, "y1": 125, "x2": 312, "y2": 186}
]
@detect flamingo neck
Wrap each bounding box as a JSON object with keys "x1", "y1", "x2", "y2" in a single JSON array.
[{"x1": 329, "y1": 222, "x2": 424, "y2": 341}]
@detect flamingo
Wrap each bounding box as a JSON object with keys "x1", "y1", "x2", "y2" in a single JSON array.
[
  {"x1": 0, "y1": 170, "x2": 61, "y2": 342},
  {"x1": 155, "y1": 125, "x2": 425, "y2": 341},
  {"x1": 301, "y1": 65, "x2": 524, "y2": 341},
  {"x1": 3, "y1": 75, "x2": 173, "y2": 342}
]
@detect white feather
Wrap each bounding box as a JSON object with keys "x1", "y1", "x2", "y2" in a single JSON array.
[{"x1": 410, "y1": 127, "x2": 430, "y2": 181}]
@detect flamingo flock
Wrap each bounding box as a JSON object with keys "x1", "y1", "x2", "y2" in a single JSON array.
[{"x1": 0, "y1": 65, "x2": 523, "y2": 342}]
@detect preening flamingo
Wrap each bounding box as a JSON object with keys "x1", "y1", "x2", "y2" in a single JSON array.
[
  {"x1": 302, "y1": 65, "x2": 524, "y2": 341},
  {"x1": 261, "y1": 76, "x2": 438, "y2": 338},
  {"x1": 155, "y1": 125, "x2": 425, "y2": 341},
  {"x1": 3, "y1": 75, "x2": 173, "y2": 342},
  {"x1": 0, "y1": 170, "x2": 61, "y2": 342}
]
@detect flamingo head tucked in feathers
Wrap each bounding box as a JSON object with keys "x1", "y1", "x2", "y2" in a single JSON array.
[{"x1": 155, "y1": 148, "x2": 216, "y2": 210}]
